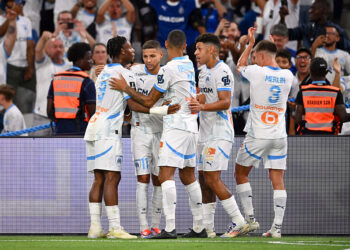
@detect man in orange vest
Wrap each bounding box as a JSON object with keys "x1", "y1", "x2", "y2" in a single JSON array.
[
  {"x1": 47, "y1": 42, "x2": 96, "y2": 135},
  {"x1": 294, "y1": 57, "x2": 350, "y2": 135}
]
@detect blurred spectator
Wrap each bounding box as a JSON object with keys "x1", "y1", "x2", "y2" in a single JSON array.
[
  {"x1": 270, "y1": 23, "x2": 296, "y2": 74},
  {"x1": 288, "y1": 0, "x2": 350, "y2": 53},
  {"x1": 238, "y1": 0, "x2": 264, "y2": 35},
  {"x1": 0, "y1": 7, "x2": 17, "y2": 84},
  {"x1": 0, "y1": 0, "x2": 36, "y2": 114},
  {"x1": 199, "y1": 0, "x2": 226, "y2": 33},
  {"x1": 276, "y1": 48, "x2": 292, "y2": 70},
  {"x1": 298, "y1": 0, "x2": 311, "y2": 27},
  {"x1": 53, "y1": 10, "x2": 96, "y2": 56},
  {"x1": 0, "y1": 85, "x2": 27, "y2": 135},
  {"x1": 71, "y1": 0, "x2": 97, "y2": 28},
  {"x1": 95, "y1": 0, "x2": 135, "y2": 44},
  {"x1": 32, "y1": 31, "x2": 72, "y2": 136},
  {"x1": 47, "y1": 42, "x2": 96, "y2": 135},
  {"x1": 54, "y1": 0, "x2": 78, "y2": 25},
  {"x1": 311, "y1": 25, "x2": 350, "y2": 84},
  {"x1": 294, "y1": 57, "x2": 350, "y2": 134},
  {"x1": 290, "y1": 47, "x2": 312, "y2": 98},
  {"x1": 263, "y1": 0, "x2": 299, "y2": 51},
  {"x1": 340, "y1": 76, "x2": 350, "y2": 134},
  {"x1": 23, "y1": 0, "x2": 42, "y2": 41},
  {"x1": 89, "y1": 42, "x2": 108, "y2": 82},
  {"x1": 40, "y1": 0, "x2": 55, "y2": 35}
]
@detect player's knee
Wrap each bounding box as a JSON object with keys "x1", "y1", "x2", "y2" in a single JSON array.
[
  {"x1": 104, "y1": 172, "x2": 121, "y2": 185},
  {"x1": 203, "y1": 173, "x2": 217, "y2": 188}
]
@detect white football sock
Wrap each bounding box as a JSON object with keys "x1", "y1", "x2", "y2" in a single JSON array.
[
  {"x1": 105, "y1": 205, "x2": 121, "y2": 231},
  {"x1": 161, "y1": 180, "x2": 176, "y2": 232},
  {"x1": 203, "y1": 202, "x2": 216, "y2": 231},
  {"x1": 221, "y1": 196, "x2": 245, "y2": 226},
  {"x1": 151, "y1": 185, "x2": 162, "y2": 229},
  {"x1": 185, "y1": 181, "x2": 204, "y2": 233},
  {"x1": 89, "y1": 202, "x2": 102, "y2": 229},
  {"x1": 236, "y1": 182, "x2": 255, "y2": 222},
  {"x1": 272, "y1": 190, "x2": 287, "y2": 230},
  {"x1": 137, "y1": 182, "x2": 149, "y2": 231}
]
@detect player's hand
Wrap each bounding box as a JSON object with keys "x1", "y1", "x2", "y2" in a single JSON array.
[
  {"x1": 333, "y1": 57, "x2": 341, "y2": 74},
  {"x1": 110, "y1": 74, "x2": 128, "y2": 92},
  {"x1": 5, "y1": 7, "x2": 17, "y2": 21},
  {"x1": 24, "y1": 67, "x2": 33, "y2": 81},
  {"x1": 167, "y1": 103, "x2": 181, "y2": 114},
  {"x1": 189, "y1": 97, "x2": 202, "y2": 113},
  {"x1": 247, "y1": 27, "x2": 256, "y2": 46},
  {"x1": 197, "y1": 93, "x2": 206, "y2": 104},
  {"x1": 95, "y1": 64, "x2": 105, "y2": 77}
]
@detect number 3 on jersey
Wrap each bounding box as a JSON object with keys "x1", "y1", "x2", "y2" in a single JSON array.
[{"x1": 268, "y1": 85, "x2": 281, "y2": 104}]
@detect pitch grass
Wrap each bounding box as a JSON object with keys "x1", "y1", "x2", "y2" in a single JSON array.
[{"x1": 0, "y1": 236, "x2": 349, "y2": 250}]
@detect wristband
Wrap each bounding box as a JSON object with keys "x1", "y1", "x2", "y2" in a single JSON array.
[{"x1": 149, "y1": 106, "x2": 168, "y2": 116}]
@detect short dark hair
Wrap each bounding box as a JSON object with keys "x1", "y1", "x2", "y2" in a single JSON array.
[
  {"x1": 195, "y1": 33, "x2": 220, "y2": 51},
  {"x1": 167, "y1": 30, "x2": 186, "y2": 49},
  {"x1": 270, "y1": 23, "x2": 288, "y2": 37},
  {"x1": 92, "y1": 43, "x2": 107, "y2": 54},
  {"x1": 67, "y1": 42, "x2": 91, "y2": 63},
  {"x1": 325, "y1": 24, "x2": 340, "y2": 36},
  {"x1": 142, "y1": 40, "x2": 161, "y2": 50},
  {"x1": 57, "y1": 10, "x2": 72, "y2": 21},
  {"x1": 310, "y1": 57, "x2": 328, "y2": 78},
  {"x1": 0, "y1": 85, "x2": 15, "y2": 101},
  {"x1": 276, "y1": 48, "x2": 292, "y2": 63},
  {"x1": 107, "y1": 36, "x2": 127, "y2": 58},
  {"x1": 296, "y1": 47, "x2": 312, "y2": 57},
  {"x1": 254, "y1": 40, "x2": 277, "y2": 54}
]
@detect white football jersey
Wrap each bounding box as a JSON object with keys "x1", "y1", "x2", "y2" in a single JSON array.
[
  {"x1": 130, "y1": 64, "x2": 163, "y2": 133},
  {"x1": 84, "y1": 63, "x2": 133, "y2": 141},
  {"x1": 154, "y1": 56, "x2": 198, "y2": 133},
  {"x1": 96, "y1": 15, "x2": 132, "y2": 44},
  {"x1": 198, "y1": 61, "x2": 234, "y2": 143},
  {"x1": 241, "y1": 65, "x2": 293, "y2": 139}
]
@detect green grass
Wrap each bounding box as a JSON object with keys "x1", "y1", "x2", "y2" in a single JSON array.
[{"x1": 0, "y1": 236, "x2": 349, "y2": 250}]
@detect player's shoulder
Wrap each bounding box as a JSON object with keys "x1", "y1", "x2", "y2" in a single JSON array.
[
  {"x1": 215, "y1": 61, "x2": 233, "y2": 74},
  {"x1": 130, "y1": 64, "x2": 147, "y2": 75}
]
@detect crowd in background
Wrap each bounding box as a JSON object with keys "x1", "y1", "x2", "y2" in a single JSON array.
[{"x1": 0, "y1": 0, "x2": 349, "y2": 135}]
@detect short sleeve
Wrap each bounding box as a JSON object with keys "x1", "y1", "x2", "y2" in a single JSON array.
[
  {"x1": 335, "y1": 91, "x2": 344, "y2": 105},
  {"x1": 154, "y1": 66, "x2": 170, "y2": 93},
  {"x1": 240, "y1": 65, "x2": 259, "y2": 83},
  {"x1": 25, "y1": 18, "x2": 33, "y2": 39},
  {"x1": 216, "y1": 68, "x2": 233, "y2": 92}
]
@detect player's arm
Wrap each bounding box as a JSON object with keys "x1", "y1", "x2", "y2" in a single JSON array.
[
  {"x1": 127, "y1": 98, "x2": 180, "y2": 114},
  {"x1": 110, "y1": 74, "x2": 162, "y2": 107},
  {"x1": 3, "y1": 8, "x2": 17, "y2": 57},
  {"x1": 236, "y1": 27, "x2": 256, "y2": 74},
  {"x1": 190, "y1": 91, "x2": 231, "y2": 113}
]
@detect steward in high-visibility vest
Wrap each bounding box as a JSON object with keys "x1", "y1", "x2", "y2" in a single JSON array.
[
  {"x1": 47, "y1": 43, "x2": 96, "y2": 135},
  {"x1": 294, "y1": 57, "x2": 350, "y2": 135}
]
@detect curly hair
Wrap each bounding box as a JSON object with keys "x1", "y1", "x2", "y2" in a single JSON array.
[
  {"x1": 107, "y1": 36, "x2": 127, "y2": 59},
  {"x1": 67, "y1": 42, "x2": 91, "y2": 63}
]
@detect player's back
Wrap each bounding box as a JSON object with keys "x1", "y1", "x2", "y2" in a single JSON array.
[
  {"x1": 84, "y1": 63, "x2": 132, "y2": 141},
  {"x1": 130, "y1": 64, "x2": 163, "y2": 133},
  {"x1": 241, "y1": 65, "x2": 293, "y2": 139},
  {"x1": 154, "y1": 56, "x2": 198, "y2": 133}
]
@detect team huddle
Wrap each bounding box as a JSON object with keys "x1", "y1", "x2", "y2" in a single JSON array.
[{"x1": 84, "y1": 27, "x2": 293, "y2": 239}]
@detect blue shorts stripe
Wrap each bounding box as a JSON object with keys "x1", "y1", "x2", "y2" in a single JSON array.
[
  {"x1": 217, "y1": 111, "x2": 228, "y2": 120},
  {"x1": 107, "y1": 111, "x2": 120, "y2": 120},
  {"x1": 165, "y1": 142, "x2": 196, "y2": 160},
  {"x1": 218, "y1": 146, "x2": 229, "y2": 159},
  {"x1": 87, "y1": 146, "x2": 113, "y2": 160},
  {"x1": 244, "y1": 144, "x2": 261, "y2": 160},
  {"x1": 268, "y1": 154, "x2": 287, "y2": 160}
]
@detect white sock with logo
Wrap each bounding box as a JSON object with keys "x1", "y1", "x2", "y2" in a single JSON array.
[
  {"x1": 161, "y1": 180, "x2": 176, "y2": 232},
  {"x1": 221, "y1": 196, "x2": 245, "y2": 227},
  {"x1": 203, "y1": 202, "x2": 216, "y2": 231},
  {"x1": 185, "y1": 181, "x2": 204, "y2": 233},
  {"x1": 137, "y1": 182, "x2": 149, "y2": 231},
  {"x1": 151, "y1": 185, "x2": 162, "y2": 229},
  {"x1": 89, "y1": 202, "x2": 102, "y2": 230},
  {"x1": 272, "y1": 190, "x2": 287, "y2": 231},
  {"x1": 236, "y1": 182, "x2": 255, "y2": 222},
  {"x1": 105, "y1": 205, "x2": 121, "y2": 231}
]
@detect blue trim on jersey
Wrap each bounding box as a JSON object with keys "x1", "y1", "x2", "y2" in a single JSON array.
[
  {"x1": 124, "y1": 95, "x2": 131, "y2": 100},
  {"x1": 217, "y1": 111, "x2": 228, "y2": 120},
  {"x1": 267, "y1": 154, "x2": 287, "y2": 160},
  {"x1": 107, "y1": 111, "x2": 120, "y2": 119},
  {"x1": 322, "y1": 47, "x2": 338, "y2": 54},
  {"x1": 5, "y1": 104, "x2": 14, "y2": 115},
  {"x1": 214, "y1": 60, "x2": 223, "y2": 67},
  {"x1": 217, "y1": 87, "x2": 231, "y2": 92},
  {"x1": 166, "y1": 141, "x2": 196, "y2": 159},
  {"x1": 71, "y1": 66, "x2": 82, "y2": 71},
  {"x1": 245, "y1": 144, "x2": 261, "y2": 160},
  {"x1": 53, "y1": 61, "x2": 65, "y2": 66},
  {"x1": 153, "y1": 84, "x2": 166, "y2": 93},
  {"x1": 218, "y1": 146, "x2": 229, "y2": 159},
  {"x1": 3, "y1": 44, "x2": 9, "y2": 58},
  {"x1": 87, "y1": 146, "x2": 113, "y2": 160},
  {"x1": 107, "y1": 63, "x2": 121, "y2": 67},
  {"x1": 266, "y1": 66, "x2": 281, "y2": 70},
  {"x1": 312, "y1": 80, "x2": 327, "y2": 85},
  {"x1": 145, "y1": 65, "x2": 156, "y2": 75},
  {"x1": 172, "y1": 56, "x2": 186, "y2": 61}
]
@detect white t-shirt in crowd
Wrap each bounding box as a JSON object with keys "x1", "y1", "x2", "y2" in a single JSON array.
[
  {"x1": 2, "y1": 104, "x2": 27, "y2": 135},
  {"x1": 76, "y1": 9, "x2": 96, "y2": 28},
  {"x1": 198, "y1": 60, "x2": 234, "y2": 143},
  {"x1": 96, "y1": 15, "x2": 132, "y2": 44},
  {"x1": 84, "y1": 63, "x2": 132, "y2": 141},
  {"x1": 340, "y1": 76, "x2": 350, "y2": 135},
  {"x1": 130, "y1": 64, "x2": 163, "y2": 134},
  {"x1": 241, "y1": 65, "x2": 293, "y2": 139},
  {"x1": 34, "y1": 55, "x2": 72, "y2": 117},
  {"x1": 154, "y1": 56, "x2": 198, "y2": 133}
]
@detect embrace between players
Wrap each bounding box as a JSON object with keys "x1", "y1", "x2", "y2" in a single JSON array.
[{"x1": 84, "y1": 27, "x2": 293, "y2": 239}]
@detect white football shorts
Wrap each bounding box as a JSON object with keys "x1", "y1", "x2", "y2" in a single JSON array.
[
  {"x1": 198, "y1": 140, "x2": 232, "y2": 172},
  {"x1": 86, "y1": 139, "x2": 123, "y2": 173},
  {"x1": 131, "y1": 126, "x2": 161, "y2": 176},
  {"x1": 157, "y1": 128, "x2": 197, "y2": 169},
  {"x1": 236, "y1": 135, "x2": 287, "y2": 170}
]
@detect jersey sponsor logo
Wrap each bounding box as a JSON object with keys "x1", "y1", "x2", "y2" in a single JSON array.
[
  {"x1": 221, "y1": 75, "x2": 230, "y2": 86},
  {"x1": 157, "y1": 74, "x2": 164, "y2": 84},
  {"x1": 205, "y1": 147, "x2": 216, "y2": 161},
  {"x1": 265, "y1": 75, "x2": 286, "y2": 84},
  {"x1": 261, "y1": 111, "x2": 278, "y2": 125},
  {"x1": 129, "y1": 81, "x2": 136, "y2": 89},
  {"x1": 199, "y1": 87, "x2": 213, "y2": 93},
  {"x1": 254, "y1": 104, "x2": 284, "y2": 112},
  {"x1": 158, "y1": 15, "x2": 185, "y2": 23},
  {"x1": 136, "y1": 88, "x2": 150, "y2": 95}
]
